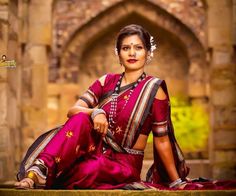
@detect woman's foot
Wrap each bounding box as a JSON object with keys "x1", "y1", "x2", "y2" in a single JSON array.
[
  {"x1": 14, "y1": 170, "x2": 46, "y2": 189},
  {"x1": 14, "y1": 178, "x2": 34, "y2": 189}
]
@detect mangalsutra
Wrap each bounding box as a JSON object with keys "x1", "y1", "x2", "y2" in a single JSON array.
[{"x1": 108, "y1": 72, "x2": 146, "y2": 130}]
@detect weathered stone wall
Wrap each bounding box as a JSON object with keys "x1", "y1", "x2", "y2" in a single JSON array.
[
  {"x1": 0, "y1": 0, "x2": 53, "y2": 182},
  {"x1": 52, "y1": 0, "x2": 206, "y2": 56},
  {"x1": 0, "y1": 0, "x2": 21, "y2": 182},
  {"x1": 20, "y1": 0, "x2": 52, "y2": 155},
  {"x1": 208, "y1": 0, "x2": 236, "y2": 179},
  {"x1": 51, "y1": 0, "x2": 207, "y2": 83},
  {"x1": 0, "y1": 0, "x2": 10, "y2": 181}
]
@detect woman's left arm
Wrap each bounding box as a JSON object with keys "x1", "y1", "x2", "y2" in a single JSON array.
[
  {"x1": 154, "y1": 135, "x2": 179, "y2": 182},
  {"x1": 153, "y1": 87, "x2": 187, "y2": 188}
]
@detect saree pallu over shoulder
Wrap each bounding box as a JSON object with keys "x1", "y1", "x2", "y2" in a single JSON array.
[
  {"x1": 121, "y1": 77, "x2": 163, "y2": 148},
  {"x1": 96, "y1": 76, "x2": 164, "y2": 149},
  {"x1": 99, "y1": 76, "x2": 164, "y2": 154},
  {"x1": 146, "y1": 80, "x2": 189, "y2": 184}
]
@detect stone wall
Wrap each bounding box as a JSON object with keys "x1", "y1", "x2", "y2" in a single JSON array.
[
  {"x1": 20, "y1": 0, "x2": 52, "y2": 155},
  {"x1": 51, "y1": 0, "x2": 207, "y2": 83},
  {"x1": 0, "y1": 0, "x2": 21, "y2": 182},
  {"x1": 0, "y1": 0, "x2": 10, "y2": 181},
  {"x1": 208, "y1": 0, "x2": 236, "y2": 179},
  {"x1": 0, "y1": 0, "x2": 53, "y2": 182}
]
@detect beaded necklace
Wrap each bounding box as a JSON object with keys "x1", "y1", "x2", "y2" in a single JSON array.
[{"x1": 108, "y1": 72, "x2": 146, "y2": 130}]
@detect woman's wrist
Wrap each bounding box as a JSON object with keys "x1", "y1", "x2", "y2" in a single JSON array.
[
  {"x1": 91, "y1": 108, "x2": 106, "y2": 120},
  {"x1": 21, "y1": 171, "x2": 38, "y2": 188},
  {"x1": 26, "y1": 171, "x2": 38, "y2": 184}
]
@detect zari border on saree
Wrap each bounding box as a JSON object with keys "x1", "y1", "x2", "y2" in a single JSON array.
[
  {"x1": 21, "y1": 126, "x2": 63, "y2": 178},
  {"x1": 122, "y1": 77, "x2": 162, "y2": 148}
]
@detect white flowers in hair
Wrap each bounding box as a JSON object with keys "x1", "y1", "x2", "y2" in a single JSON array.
[
  {"x1": 114, "y1": 47, "x2": 118, "y2": 56},
  {"x1": 150, "y1": 36, "x2": 157, "y2": 57}
]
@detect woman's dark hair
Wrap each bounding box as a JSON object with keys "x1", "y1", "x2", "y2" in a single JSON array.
[{"x1": 115, "y1": 24, "x2": 151, "y2": 54}]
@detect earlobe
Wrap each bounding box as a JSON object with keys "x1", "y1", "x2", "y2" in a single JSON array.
[
  {"x1": 118, "y1": 56, "x2": 123, "y2": 66},
  {"x1": 146, "y1": 54, "x2": 152, "y2": 64}
]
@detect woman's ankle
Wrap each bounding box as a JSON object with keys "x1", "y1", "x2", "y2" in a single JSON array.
[{"x1": 26, "y1": 170, "x2": 46, "y2": 186}]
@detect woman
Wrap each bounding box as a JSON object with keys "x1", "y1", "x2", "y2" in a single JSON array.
[{"x1": 15, "y1": 24, "x2": 234, "y2": 190}]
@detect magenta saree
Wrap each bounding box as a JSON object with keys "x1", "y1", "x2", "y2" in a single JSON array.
[{"x1": 17, "y1": 73, "x2": 236, "y2": 190}]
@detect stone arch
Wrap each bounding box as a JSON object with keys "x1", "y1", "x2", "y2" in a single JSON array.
[
  {"x1": 59, "y1": 0, "x2": 206, "y2": 99},
  {"x1": 77, "y1": 13, "x2": 190, "y2": 95}
]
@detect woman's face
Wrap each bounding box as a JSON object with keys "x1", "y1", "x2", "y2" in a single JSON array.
[{"x1": 119, "y1": 34, "x2": 148, "y2": 72}]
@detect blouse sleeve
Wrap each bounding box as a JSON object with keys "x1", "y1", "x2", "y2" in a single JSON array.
[
  {"x1": 79, "y1": 79, "x2": 103, "y2": 108},
  {"x1": 151, "y1": 98, "x2": 169, "y2": 137}
]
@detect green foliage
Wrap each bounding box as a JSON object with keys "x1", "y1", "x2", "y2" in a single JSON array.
[{"x1": 148, "y1": 96, "x2": 209, "y2": 152}]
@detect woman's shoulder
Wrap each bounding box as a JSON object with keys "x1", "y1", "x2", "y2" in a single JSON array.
[
  {"x1": 105, "y1": 73, "x2": 121, "y2": 80},
  {"x1": 98, "y1": 73, "x2": 120, "y2": 86},
  {"x1": 146, "y1": 74, "x2": 163, "y2": 82},
  {"x1": 146, "y1": 75, "x2": 167, "y2": 100}
]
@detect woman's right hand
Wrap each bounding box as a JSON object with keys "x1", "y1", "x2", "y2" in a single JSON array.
[{"x1": 93, "y1": 113, "x2": 108, "y2": 137}]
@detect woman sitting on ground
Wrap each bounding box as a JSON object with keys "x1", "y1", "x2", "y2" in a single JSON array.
[{"x1": 15, "y1": 24, "x2": 235, "y2": 190}]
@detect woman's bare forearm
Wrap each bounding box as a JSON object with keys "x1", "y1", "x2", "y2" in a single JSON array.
[
  {"x1": 67, "y1": 99, "x2": 94, "y2": 118},
  {"x1": 154, "y1": 136, "x2": 179, "y2": 182},
  {"x1": 67, "y1": 106, "x2": 94, "y2": 118}
]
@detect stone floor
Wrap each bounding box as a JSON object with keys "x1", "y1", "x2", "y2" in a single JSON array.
[
  {"x1": 0, "y1": 189, "x2": 236, "y2": 196},
  {"x1": 0, "y1": 159, "x2": 233, "y2": 195},
  {"x1": 141, "y1": 159, "x2": 212, "y2": 180}
]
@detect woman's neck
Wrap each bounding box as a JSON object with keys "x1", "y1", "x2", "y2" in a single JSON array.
[{"x1": 123, "y1": 69, "x2": 144, "y2": 85}]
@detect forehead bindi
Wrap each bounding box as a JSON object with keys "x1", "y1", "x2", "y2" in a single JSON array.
[{"x1": 121, "y1": 35, "x2": 144, "y2": 46}]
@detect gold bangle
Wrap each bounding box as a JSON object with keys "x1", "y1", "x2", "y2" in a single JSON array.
[{"x1": 27, "y1": 171, "x2": 38, "y2": 184}]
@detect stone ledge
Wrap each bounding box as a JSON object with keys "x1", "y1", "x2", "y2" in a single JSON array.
[
  {"x1": 141, "y1": 160, "x2": 212, "y2": 180},
  {"x1": 0, "y1": 189, "x2": 236, "y2": 196}
]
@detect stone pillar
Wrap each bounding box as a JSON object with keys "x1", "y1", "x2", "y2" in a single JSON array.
[
  {"x1": 208, "y1": 0, "x2": 236, "y2": 179},
  {"x1": 21, "y1": 0, "x2": 53, "y2": 155}
]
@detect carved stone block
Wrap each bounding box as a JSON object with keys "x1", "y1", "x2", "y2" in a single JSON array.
[
  {"x1": 214, "y1": 130, "x2": 236, "y2": 150},
  {"x1": 213, "y1": 106, "x2": 236, "y2": 128}
]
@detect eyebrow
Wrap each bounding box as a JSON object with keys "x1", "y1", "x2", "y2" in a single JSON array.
[{"x1": 121, "y1": 43, "x2": 143, "y2": 46}]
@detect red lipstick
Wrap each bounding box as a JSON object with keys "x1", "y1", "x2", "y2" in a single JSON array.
[{"x1": 127, "y1": 59, "x2": 138, "y2": 63}]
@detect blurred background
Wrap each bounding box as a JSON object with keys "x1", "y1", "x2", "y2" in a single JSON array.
[{"x1": 0, "y1": 0, "x2": 235, "y2": 183}]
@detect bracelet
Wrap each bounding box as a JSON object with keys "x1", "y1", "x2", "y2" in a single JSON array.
[
  {"x1": 91, "y1": 109, "x2": 106, "y2": 120},
  {"x1": 169, "y1": 178, "x2": 183, "y2": 188},
  {"x1": 26, "y1": 171, "x2": 38, "y2": 184}
]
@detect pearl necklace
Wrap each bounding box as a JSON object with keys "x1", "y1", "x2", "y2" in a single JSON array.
[{"x1": 108, "y1": 72, "x2": 146, "y2": 130}]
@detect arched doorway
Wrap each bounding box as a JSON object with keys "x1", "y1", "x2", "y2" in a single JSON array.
[{"x1": 49, "y1": 0, "x2": 209, "y2": 179}]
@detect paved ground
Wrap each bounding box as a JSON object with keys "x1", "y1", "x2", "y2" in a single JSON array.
[{"x1": 1, "y1": 189, "x2": 236, "y2": 196}]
